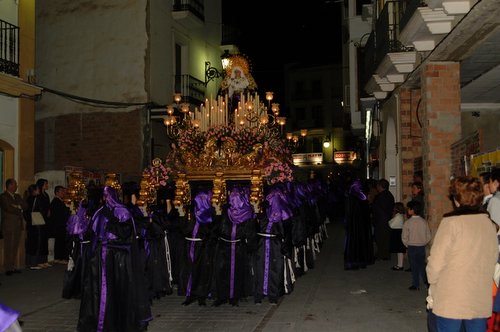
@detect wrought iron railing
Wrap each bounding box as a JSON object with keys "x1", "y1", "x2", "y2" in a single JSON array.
[
  {"x1": 172, "y1": 0, "x2": 204, "y2": 22},
  {"x1": 375, "y1": 1, "x2": 400, "y2": 65},
  {"x1": 0, "y1": 19, "x2": 19, "y2": 77},
  {"x1": 174, "y1": 74, "x2": 205, "y2": 106},
  {"x1": 361, "y1": 32, "x2": 376, "y2": 88},
  {"x1": 361, "y1": 1, "x2": 415, "y2": 88},
  {"x1": 399, "y1": 0, "x2": 426, "y2": 33}
]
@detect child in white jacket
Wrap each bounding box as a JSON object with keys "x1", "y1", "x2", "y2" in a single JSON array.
[{"x1": 402, "y1": 200, "x2": 431, "y2": 290}]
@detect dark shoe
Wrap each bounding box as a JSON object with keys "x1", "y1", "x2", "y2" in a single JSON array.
[
  {"x1": 408, "y1": 286, "x2": 419, "y2": 291},
  {"x1": 13, "y1": 269, "x2": 21, "y2": 274},
  {"x1": 391, "y1": 265, "x2": 404, "y2": 271},
  {"x1": 182, "y1": 297, "x2": 195, "y2": 306},
  {"x1": 5, "y1": 270, "x2": 14, "y2": 276},
  {"x1": 405, "y1": 268, "x2": 412, "y2": 272}
]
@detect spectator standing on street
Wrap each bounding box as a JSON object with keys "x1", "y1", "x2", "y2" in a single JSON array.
[
  {"x1": 402, "y1": 200, "x2": 431, "y2": 290},
  {"x1": 389, "y1": 202, "x2": 407, "y2": 271},
  {"x1": 36, "y1": 178, "x2": 50, "y2": 220},
  {"x1": 36, "y1": 178, "x2": 52, "y2": 266},
  {"x1": 0, "y1": 178, "x2": 28, "y2": 275},
  {"x1": 371, "y1": 179, "x2": 395, "y2": 261},
  {"x1": 488, "y1": 168, "x2": 500, "y2": 227},
  {"x1": 480, "y1": 171, "x2": 493, "y2": 211},
  {"x1": 486, "y1": 168, "x2": 500, "y2": 331},
  {"x1": 427, "y1": 176, "x2": 497, "y2": 331},
  {"x1": 49, "y1": 185, "x2": 71, "y2": 264},
  {"x1": 24, "y1": 183, "x2": 45, "y2": 269},
  {"x1": 410, "y1": 181, "x2": 425, "y2": 219}
]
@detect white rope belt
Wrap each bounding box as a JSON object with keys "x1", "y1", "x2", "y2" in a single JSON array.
[
  {"x1": 164, "y1": 234, "x2": 173, "y2": 283},
  {"x1": 257, "y1": 233, "x2": 276, "y2": 238},
  {"x1": 185, "y1": 237, "x2": 203, "y2": 242},
  {"x1": 218, "y1": 237, "x2": 241, "y2": 243}
]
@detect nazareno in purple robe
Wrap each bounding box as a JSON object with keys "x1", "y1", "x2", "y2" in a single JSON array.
[
  {"x1": 253, "y1": 185, "x2": 296, "y2": 304},
  {"x1": 213, "y1": 186, "x2": 257, "y2": 306},
  {"x1": 178, "y1": 189, "x2": 218, "y2": 306},
  {"x1": 77, "y1": 186, "x2": 152, "y2": 332}
]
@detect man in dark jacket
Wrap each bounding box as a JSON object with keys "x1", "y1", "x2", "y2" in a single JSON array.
[
  {"x1": 49, "y1": 185, "x2": 71, "y2": 263},
  {"x1": 371, "y1": 179, "x2": 395, "y2": 261}
]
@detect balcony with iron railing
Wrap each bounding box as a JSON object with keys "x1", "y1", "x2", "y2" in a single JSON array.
[
  {"x1": 361, "y1": 1, "x2": 417, "y2": 91},
  {"x1": 399, "y1": 0, "x2": 425, "y2": 33},
  {"x1": 0, "y1": 19, "x2": 19, "y2": 77},
  {"x1": 174, "y1": 74, "x2": 205, "y2": 106},
  {"x1": 172, "y1": 0, "x2": 204, "y2": 23}
]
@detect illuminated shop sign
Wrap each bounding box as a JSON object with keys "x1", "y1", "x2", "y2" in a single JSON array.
[
  {"x1": 334, "y1": 151, "x2": 356, "y2": 164},
  {"x1": 292, "y1": 153, "x2": 324, "y2": 165}
]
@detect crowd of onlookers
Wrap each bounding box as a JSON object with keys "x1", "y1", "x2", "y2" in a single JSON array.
[
  {"x1": 342, "y1": 167, "x2": 500, "y2": 332},
  {"x1": 0, "y1": 178, "x2": 71, "y2": 278}
]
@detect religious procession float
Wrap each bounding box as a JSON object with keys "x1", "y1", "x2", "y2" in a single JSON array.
[{"x1": 137, "y1": 54, "x2": 295, "y2": 214}]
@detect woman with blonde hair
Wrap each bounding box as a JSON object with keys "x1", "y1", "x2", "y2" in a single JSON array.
[{"x1": 426, "y1": 176, "x2": 498, "y2": 331}]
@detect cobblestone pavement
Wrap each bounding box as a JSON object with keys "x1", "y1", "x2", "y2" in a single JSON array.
[{"x1": 0, "y1": 220, "x2": 428, "y2": 332}]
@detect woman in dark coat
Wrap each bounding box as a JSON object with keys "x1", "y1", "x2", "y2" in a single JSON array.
[{"x1": 24, "y1": 184, "x2": 49, "y2": 269}]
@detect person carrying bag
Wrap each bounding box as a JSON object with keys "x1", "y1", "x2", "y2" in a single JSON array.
[{"x1": 31, "y1": 197, "x2": 45, "y2": 226}]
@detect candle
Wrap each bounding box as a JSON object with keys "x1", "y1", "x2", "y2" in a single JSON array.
[{"x1": 225, "y1": 94, "x2": 228, "y2": 126}]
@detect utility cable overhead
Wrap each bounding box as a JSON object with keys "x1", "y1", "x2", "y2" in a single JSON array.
[{"x1": 38, "y1": 85, "x2": 152, "y2": 108}]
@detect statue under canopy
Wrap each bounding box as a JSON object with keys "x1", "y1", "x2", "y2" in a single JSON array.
[{"x1": 220, "y1": 54, "x2": 257, "y2": 113}]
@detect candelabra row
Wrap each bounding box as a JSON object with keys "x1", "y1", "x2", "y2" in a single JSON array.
[{"x1": 163, "y1": 91, "x2": 288, "y2": 141}]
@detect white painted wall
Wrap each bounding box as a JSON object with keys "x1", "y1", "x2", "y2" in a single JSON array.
[
  {"x1": 36, "y1": 0, "x2": 149, "y2": 120},
  {"x1": 0, "y1": 0, "x2": 18, "y2": 25}
]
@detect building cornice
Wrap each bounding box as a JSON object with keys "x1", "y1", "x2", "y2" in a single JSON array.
[{"x1": 0, "y1": 72, "x2": 42, "y2": 97}]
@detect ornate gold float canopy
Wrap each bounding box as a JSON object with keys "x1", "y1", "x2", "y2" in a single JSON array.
[{"x1": 141, "y1": 54, "x2": 298, "y2": 213}]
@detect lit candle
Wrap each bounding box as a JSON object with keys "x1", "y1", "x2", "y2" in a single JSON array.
[{"x1": 225, "y1": 94, "x2": 228, "y2": 126}]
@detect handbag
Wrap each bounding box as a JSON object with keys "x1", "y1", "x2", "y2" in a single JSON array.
[{"x1": 31, "y1": 197, "x2": 46, "y2": 226}]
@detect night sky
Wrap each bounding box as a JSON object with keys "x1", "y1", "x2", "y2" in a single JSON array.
[{"x1": 222, "y1": 0, "x2": 343, "y2": 100}]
